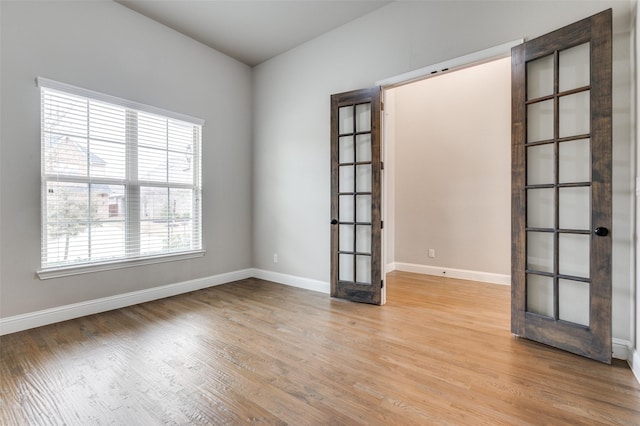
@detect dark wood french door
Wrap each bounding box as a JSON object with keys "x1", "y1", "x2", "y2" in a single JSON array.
[
  {"x1": 511, "y1": 10, "x2": 612, "y2": 363},
  {"x1": 330, "y1": 87, "x2": 383, "y2": 305}
]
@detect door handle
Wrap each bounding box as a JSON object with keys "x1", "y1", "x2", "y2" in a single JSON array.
[
  {"x1": 594, "y1": 227, "x2": 609, "y2": 237},
  {"x1": 331, "y1": 219, "x2": 338, "y2": 225}
]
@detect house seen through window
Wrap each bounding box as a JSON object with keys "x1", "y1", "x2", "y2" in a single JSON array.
[{"x1": 39, "y1": 79, "x2": 203, "y2": 271}]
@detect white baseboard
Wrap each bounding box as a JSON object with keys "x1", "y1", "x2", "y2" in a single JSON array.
[
  {"x1": 0, "y1": 268, "x2": 254, "y2": 336},
  {"x1": 631, "y1": 349, "x2": 640, "y2": 385},
  {"x1": 612, "y1": 338, "x2": 631, "y2": 360},
  {"x1": 386, "y1": 262, "x2": 397, "y2": 273},
  {"x1": 252, "y1": 269, "x2": 330, "y2": 294},
  {"x1": 393, "y1": 262, "x2": 511, "y2": 286}
]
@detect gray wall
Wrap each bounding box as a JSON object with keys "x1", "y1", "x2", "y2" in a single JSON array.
[
  {"x1": 0, "y1": 1, "x2": 253, "y2": 317},
  {"x1": 252, "y1": 1, "x2": 634, "y2": 343}
]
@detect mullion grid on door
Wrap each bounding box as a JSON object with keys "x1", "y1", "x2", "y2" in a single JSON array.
[
  {"x1": 524, "y1": 45, "x2": 593, "y2": 323},
  {"x1": 338, "y1": 102, "x2": 373, "y2": 285}
]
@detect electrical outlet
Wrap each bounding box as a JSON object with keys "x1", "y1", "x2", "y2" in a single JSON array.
[
  {"x1": 428, "y1": 249, "x2": 436, "y2": 258},
  {"x1": 273, "y1": 253, "x2": 278, "y2": 264}
]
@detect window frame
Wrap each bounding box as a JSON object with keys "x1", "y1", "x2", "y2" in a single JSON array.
[{"x1": 37, "y1": 78, "x2": 205, "y2": 280}]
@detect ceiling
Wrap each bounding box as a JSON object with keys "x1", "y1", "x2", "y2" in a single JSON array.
[{"x1": 116, "y1": 1, "x2": 392, "y2": 67}]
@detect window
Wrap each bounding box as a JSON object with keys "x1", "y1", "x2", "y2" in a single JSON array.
[{"x1": 38, "y1": 78, "x2": 203, "y2": 276}]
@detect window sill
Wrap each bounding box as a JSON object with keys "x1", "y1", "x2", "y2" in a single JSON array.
[{"x1": 36, "y1": 250, "x2": 206, "y2": 280}]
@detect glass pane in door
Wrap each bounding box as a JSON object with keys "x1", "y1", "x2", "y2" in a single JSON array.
[
  {"x1": 356, "y1": 255, "x2": 371, "y2": 284},
  {"x1": 527, "y1": 144, "x2": 554, "y2": 185},
  {"x1": 355, "y1": 195, "x2": 371, "y2": 222},
  {"x1": 527, "y1": 274, "x2": 554, "y2": 317},
  {"x1": 340, "y1": 195, "x2": 354, "y2": 222},
  {"x1": 339, "y1": 136, "x2": 354, "y2": 163},
  {"x1": 339, "y1": 225, "x2": 354, "y2": 252},
  {"x1": 356, "y1": 164, "x2": 372, "y2": 192},
  {"x1": 559, "y1": 233, "x2": 590, "y2": 278},
  {"x1": 527, "y1": 54, "x2": 554, "y2": 99},
  {"x1": 527, "y1": 100, "x2": 554, "y2": 142},
  {"x1": 559, "y1": 43, "x2": 590, "y2": 92},
  {"x1": 527, "y1": 231, "x2": 554, "y2": 272},
  {"x1": 339, "y1": 165, "x2": 354, "y2": 193},
  {"x1": 527, "y1": 188, "x2": 554, "y2": 228},
  {"x1": 355, "y1": 103, "x2": 371, "y2": 132},
  {"x1": 559, "y1": 187, "x2": 590, "y2": 230},
  {"x1": 339, "y1": 253, "x2": 354, "y2": 281},
  {"x1": 559, "y1": 279, "x2": 590, "y2": 326},
  {"x1": 356, "y1": 134, "x2": 372, "y2": 162},
  {"x1": 355, "y1": 225, "x2": 371, "y2": 253},
  {"x1": 559, "y1": 91, "x2": 590, "y2": 137},
  {"x1": 559, "y1": 139, "x2": 590, "y2": 183},
  {"x1": 339, "y1": 106, "x2": 353, "y2": 134}
]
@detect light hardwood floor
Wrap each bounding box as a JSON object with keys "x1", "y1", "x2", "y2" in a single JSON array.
[{"x1": 1, "y1": 271, "x2": 639, "y2": 425}]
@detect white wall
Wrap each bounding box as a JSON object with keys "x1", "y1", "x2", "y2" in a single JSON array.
[
  {"x1": 390, "y1": 58, "x2": 511, "y2": 277},
  {"x1": 0, "y1": 1, "x2": 253, "y2": 318},
  {"x1": 633, "y1": 0, "x2": 640, "y2": 381},
  {"x1": 252, "y1": 1, "x2": 634, "y2": 344}
]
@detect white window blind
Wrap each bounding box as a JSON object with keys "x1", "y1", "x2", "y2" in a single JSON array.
[{"x1": 39, "y1": 78, "x2": 203, "y2": 273}]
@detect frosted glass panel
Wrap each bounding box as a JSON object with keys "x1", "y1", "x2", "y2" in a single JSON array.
[
  {"x1": 339, "y1": 254, "x2": 353, "y2": 281},
  {"x1": 339, "y1": 106, "x2": 353, "y2": 134},
  {"x1": 559, "y1": 43, "x2": 590, "y2": 92},
  {"x1": 527, "y1": 100, "x2": 554, "y2": 142},
  {"x1": 355, "y1": 103, "x2": 371, "y2": 132},
  {"x1": 559, "y1": 233, "x2": 590, "y2": 278},
  {"x1": 559, "y1": 279, "x2": 590, "y2": 326},
  {"x1": 527, "y1": 188, "x2": 554, "y2": 228},
  {"x1": 339, "y1": 136, "x2": 354, "y2": 163},
  {"x1": 356, "y1": 255, "x2": 371, "y2": 284},
  {"x1": 355, "y1": 195, "x2": 371, "y2": 222},
  {"x1": 559, "y1": 91, "x2": 590, "y2": 137},
  {"x1": 527, "y1": 54, "x2": 554, "y2": 99},
  {"x1": 356, "y1": 164, "x2": 371, "y2": 192},
  {"x1": 527, "y1": 144, "x2": 554, "y2": 185},
  {"x1": 356, "y1": 134, "x2": 371, "y2": 162},
  {"x1": 527, "y1": 231, "x2": 554, "y2": 273},
  {"x1": 527, "y1": 274, "x2": 554, "y2": 317},
  {"x1": 339, "y1": 225, "x2": 354, "y2": 251},
  {"x1": 339, "y1": 165, "x2": 354, "y2": 193},
  {"x1": 356, "y1": 225, "x2": 371, "y2": 253},
  {"x1": 559, "y1": 139, "x2": 590, "y2": 183},
  {"x1": 559, "y1": 187, "x2": 590, "y2": 230},
  {"x1": 339, "y1": 195, "x2": 353, "y2": 222}
]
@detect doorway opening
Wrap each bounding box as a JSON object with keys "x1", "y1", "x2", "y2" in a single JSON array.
[{"x1": 381, "y1": 56, "x2": 512, "y2": 297}]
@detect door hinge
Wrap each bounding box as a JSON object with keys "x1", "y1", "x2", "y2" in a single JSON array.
[
  {"x1": 381, "y1": 280, "x2": 384, "y2": 288},
  {"x1": 381, "y1": 161, "x2": 384, "y2": 170},
  {"x1": 381, "y1": 220, "x2": 384, "y2": 229},
  {"x1": 381, "y1": 101, "x2": 384, "y2": 111}
]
